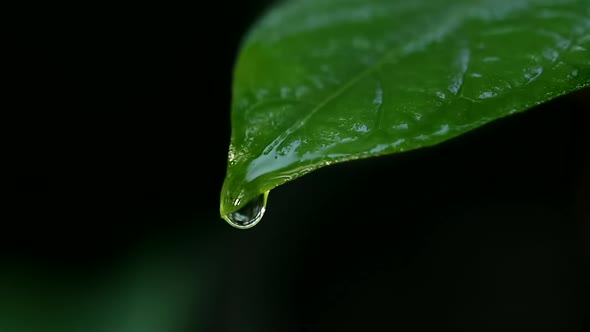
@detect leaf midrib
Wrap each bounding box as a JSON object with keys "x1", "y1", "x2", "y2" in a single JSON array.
[{"x1": 252, "y1": 7, "x2": 469, "y2": 157}]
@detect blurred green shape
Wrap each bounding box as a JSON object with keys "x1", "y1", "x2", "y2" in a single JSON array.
[{"x1": 0, "y1": 250, "x2": 207, "y2": 332}]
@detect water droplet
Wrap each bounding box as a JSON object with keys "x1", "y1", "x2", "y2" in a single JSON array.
[{"x1": 223, "y1": 192, "x2": 268, "y2": 229}]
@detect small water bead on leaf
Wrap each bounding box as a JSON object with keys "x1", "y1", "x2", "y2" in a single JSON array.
[{"x1": 222, "y1": 192, "x2": 269, "y2": 229}]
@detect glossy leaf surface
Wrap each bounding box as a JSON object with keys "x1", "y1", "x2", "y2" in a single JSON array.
[{"x1": 220, "y1": 0, "x2": 590, "y2": 227}]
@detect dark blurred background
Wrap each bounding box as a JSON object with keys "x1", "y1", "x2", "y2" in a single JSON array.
[{"x1": 5, "y1": 1, "x2": 589, "y2": 331}]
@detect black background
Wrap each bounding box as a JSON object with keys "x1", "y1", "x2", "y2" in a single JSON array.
[{"x1": 6, "y1": 1, "x2": 589, "y2": 331}]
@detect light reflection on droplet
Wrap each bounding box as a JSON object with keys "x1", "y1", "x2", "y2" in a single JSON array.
[{"x1": 223, "y1": 192, "x2": 268, "y2": 229}]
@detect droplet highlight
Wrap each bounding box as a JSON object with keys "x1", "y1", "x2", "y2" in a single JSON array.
[{"x1": 222, "y1": 192, "x2": 268, "y2": 229}]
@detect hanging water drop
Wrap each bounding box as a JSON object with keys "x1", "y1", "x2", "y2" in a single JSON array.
[{"x1": 222, "y1": 192, "x2": 268, "y2": 229}]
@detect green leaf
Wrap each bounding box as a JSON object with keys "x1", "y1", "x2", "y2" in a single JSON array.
[{"x1": 220, "y1": 0, "x2": 590, "y2": 228}]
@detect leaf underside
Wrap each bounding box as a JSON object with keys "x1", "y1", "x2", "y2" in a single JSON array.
[{"x1": 220, "y1": 0, "x2": 590, "y2": 222}]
